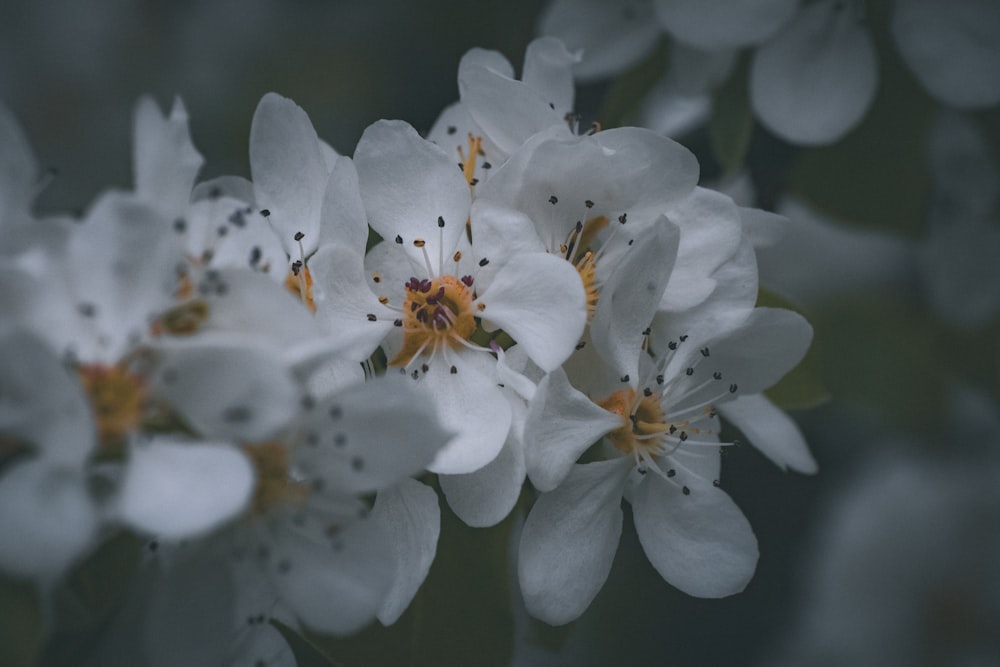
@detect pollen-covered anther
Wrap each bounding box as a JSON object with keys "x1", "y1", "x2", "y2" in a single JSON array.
[
  {"x1": 78, "y1": 363, "x2": 148, "y2": 451},
  {"x1": 597, "y1": 387, "x2": 677, "y2": 459},
  {"x1": 242, "y1": 442, "x2": 308, "y2": 516},
  {"x1": 389, "y1": 274, "x2": 476, "y2": 366},
  {"x1": 457, "y1": 133, "x2": 484, "y2": 187}
]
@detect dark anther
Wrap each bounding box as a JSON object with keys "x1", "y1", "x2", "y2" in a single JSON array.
[
  {"x1": 679, "y1": 334, "x2": 688, "y2": 342},
  {"x1": 628, "y1": 239, "x2": 634, "y2": 246},
  {"x1": 620, "y1": 374, "x2": 630, "y2": 383},
  {"x1": 478, "y1": 257, "x2": 489, "y2": 267},
  {"x1": 294, "y1": 231, "x2": 305, "y2": 241},
  {"x1": 366, "y1": 313, "x2": 377, "y2": 322},
  {"x1": 217, "y1": 225, "x2": 229, "y2": 236},
  {"x1": 668, "y1": 341, "x2": 678, "y2": 350},
  {"x1": 421, "y1": 363, "x2": 429, "y2": 373},
  {"x1": 669, "y1": 425, "x2": 677, "y2": 434},
  {"x1": 729, "y1": 384, "x2": 738, "y2": 393},
  {"x1": 642, "y1": 327, "x2": 651, "y2": 336},
  {"x1": 700, "y1": 347, "x2": 710, "y2": 357},
  {"x1": 249, "y1": 246, "x2": 262, "y2": 266},
  {"x1": 713, "y1": 371, "x2": 722, "y2": 380},
  {"x1": 351, "y1": 457, "x2": 364, "y2": 471},
  {"x1": 447, "y1": 125, "x2": 457, "y2": 135},
  {"x1": 679, "y1": 431, "x2": 688, "y2": 441},
  {"x1": 411, "y1": 369, "x2": 420, "y2": 379},
  {"x1": 713, "y1": 479, "x2": 720, "y2": 487},
  {"x1": 470, "y1": 178, "x2": 479, "y2": 186},
  {"x1": 656, "y1": 374, "x2": 664, "y2": 384},
  {"x1": 77, "y1": 302, "x2": 96, "y2": 317},
  {"x1": 395, "y1": 235, "x2": 403, "y2": 244},
  {"x1": 682, "y1": 486, "x2": 690, "y2": 496},
  {"x1": 667, "y1": 469, "x2": 676, "y2": 477},
  {"x1": 575, "y1": 341, "x2": 586, "y2": 350},
  {"x1": 260, "y1": 209, "x2": 270, "y2": 217},
  {"x1": 450, "y1": 365, "x2": 458, "y2": 374},
  {"x1": 228, "y1": 210, "x2": 246, "y2": 227},
  {"x1": 618, "y1": 213, "x2": 627, "y2": 224},
  {"x1": 438, "y1": 216, "x2": 445, "y2": 227},
  {"x1": 643, "y1": 387, "x2": 653, "y2": 397},
  {"x1": 548, "y1": 195, "x2": 558, "y2": 204},
  {"x1": 173, "y1": 218, "x2": 186, "y2": 233},
  {"x1": 585, "y1": 200, "x2": 594, "y2": 208},
  {"x1": 393, "y1": 318, "x2": 403, "y2": 327},
  {"x1": 483, "y1": 161, "x2": 492, "y2": 169},
  {"x1": 685, "y1": 367, "x2": 694, "y2": 376},
  {"x1": 461, "y1": 275, "x2": 474, "y2": 286}
]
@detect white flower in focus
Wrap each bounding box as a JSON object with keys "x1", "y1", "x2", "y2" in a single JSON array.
[
  {"x1": 309, "y1": 119, "x2": 587, "y2": 475},
  {"x1": 519, "y1": 305, "x2": 814, "y2": 624}
]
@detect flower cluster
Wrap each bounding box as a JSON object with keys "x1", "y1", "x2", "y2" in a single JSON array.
[{"x1": 0, "y1": 37, "x2": 814, "y2": 662}]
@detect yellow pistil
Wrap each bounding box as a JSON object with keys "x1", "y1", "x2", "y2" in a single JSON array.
[
  {"x1": 284, "y1": 264, "x2": 316, "y2": 313},
  {"x1": 457, "y1": 133, "x2": 484, "y2": 189},
  {"x1": 598, "y1": 388, "x2": 671, "y2": 458},
  {"x1": 389, "y1": 275, "x2": 476, "y2": 367},
  {"x1": 78, "y1": 364, "x2": 147, "y2": 452},
  {"x1": 150, "y1": 299, "x2": 210, "y2": 336},
  {"x1": 242, "y1": 442, "x2": 307, "y2": 515}
]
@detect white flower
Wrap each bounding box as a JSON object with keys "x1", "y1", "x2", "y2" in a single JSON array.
[
  {"x1": 519, "y1": 306, "x2": 814, "y2": 624},
  {"x1": 309, "y1": 119, "x2": 586, "y2": 475},
  {"x1": 0, "y1": 329, "x2": 100, "y2": 580}
]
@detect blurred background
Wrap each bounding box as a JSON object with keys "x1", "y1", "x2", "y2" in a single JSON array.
[{"x1": 2, "y1": 0, "x2": 998, "y2": 665}]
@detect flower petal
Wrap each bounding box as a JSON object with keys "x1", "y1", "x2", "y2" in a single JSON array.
[
  {"x1": 0, "y1": 459, "x2": 98, "y2": 579},
  {"x1": 116, "y1": 438, "x2": 254, "y2": 539},
  {"x1": 354, "y1": 119, "x2": 469, "y2": 267},
  {"x1": 317, "y1": 155, "x2": 369, "y2": 256},
  {"x1": 592, "y1": 218, "x2": 680, "y2": 382},
  {"x1": 632, "y1": 473, "x2": 758, "y2": 597},
  {"x1": 132, "y1": 96, "x2": 203, "y2": 218},
  {"x1": 521, "y1": 37, "x2": 580, "y2": 114},
  {"x1": 524, "y1": 368, "x2": 622, "y2": 493},
  {"x1": 518, "y1": 458, "x2": 630, "y2": 625},
  {"x1": 654, "y1": 0, "x2": 799, "y2": 50},
  {"x1": 717, "y1": 393, "x2": 817, "y2": 473},
  {"x1": 249, "y1": 93, "x2": 327, "y2": 256},
  {"x1": 419, "y1": 355, "x2": 511, "y2": 475},
  {"x1": 293, "y1": 376, "x2": 449, "y2": 495},
  {"x1": 373, "y1": 478, "x2": 441, "y2": 625},
  {"x1": 891, "y1": 0, "x2": 1000, "y2": 109},
  {"x1": 750, "y1": 0, "x2": 877, "y2": 145},
  {"x1": 538, "y1": 0, "x2": 661, "y2": 81},
  {"x1": 476, "y1": 252, "x2": 586, "y2": 372}
]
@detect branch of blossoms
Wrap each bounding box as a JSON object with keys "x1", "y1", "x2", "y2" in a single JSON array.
[{"x1": 0, "y1": 34, "x2": 818, "y2": 664}]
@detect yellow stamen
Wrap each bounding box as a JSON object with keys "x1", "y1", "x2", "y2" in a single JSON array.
[
  {"x1": 597, "y1": 388, "x2": 671, "y2": 457},
  {"x1": 457, "y1": 133, "x2": 484, "y2": 188},
  {"x1": 150, "y1": 300, "x2": 210, "y2": 336},
  {"x1": 78, "y1": 364, "x2": 147, "y2": 452},
  {"x1": 284, "y1": 265, "x2": 316, "y2": 313},
  {"x1": 242, "y1": 442, "x2": 307, "y2": 515},
  {"x1": 389, "y1": 275, "x2": 476, "y2": 367}
]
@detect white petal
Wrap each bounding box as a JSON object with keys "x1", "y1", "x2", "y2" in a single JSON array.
[
  {"x1": 632, "y1": 473, "x2": 758, "y2": 597},
  {"x1": 317, "y1": 155, "x2": 369, "y2": 255},
  {"x1": 0, "y1": 329, "x2": 94, "y2": 463},
  {"x1": 116, "y1": 438, "x2": 253, "y2": 539},
  {"x1": 154, "y1": 344, "x2": 303, "y2": 442},
  {"x1": 521, "y1": 37, "x2": 580, "y2": 114},
  {"x1": 592, "y1": 219, "x2": 680, "y2": 382},
  {"x1": 660, "y1": 187, "x2": 743, "y2": 312},
  {"x1": 420, "y1": 355, "x2": 511, "y2": 475},
  {"x1": 354, "y1": 119, "x2": 469, "y2": 267},
  {"x1": 476, "y1": 252, "x2": 586, "y2": 372},
  {"x1": 538, "y1": 0, "x2": 661, "y2": 81},
  {"x1": 132, "y1": 96, "x2": 203, "y2": 218},
  {"x1": 892, "y1": 0, "x2": 1000, "y2": 109},
  {"x1": 740, "y1": 206, "x2": 789, "y2": 248},
  {"x1": 249, "y1": 93, "x2": 328, "y2": 256},
  {"x1": 373, "y1": 478, "x2": 441, "y2": 625},
  {"x1": 751, "y1": 0, "x2": 878, "y2": 145},
  {"x1": 274, "y1": 514, "x2": 394, "y2": 635},
  {"x1": 0, "y1": 459, "x2": 98, "y2": 579},
  {"x1": 293, "y1": 376, "x2": 449, "y2": 495},
  {"x1": 459, "y1": 60, "x2": 569, "y2": 157},
  {"x1": 524, "y1": 368, "x2": 622, "y2": 493},
  {"x1": 654, "y1": 0, "x2": 799, "y2": 50},
  {"x1": 0, "y1": 101, "x2": 38, "y2": 218},
  {"x1": 717, "y1": 393, "x2": 817, "y2": 473},
  {"x1": 518, "y1": 458, "x2": 630, "y2": 625},
  {"x1": 192, "y1": 175, "x2": 256, "y2": 204},
  {"x1": 439, "y1": 423, "x2": 525, "y2": 527},
  {"x1": 309, "y1": 244, "x2": 396, "y2": 361}
]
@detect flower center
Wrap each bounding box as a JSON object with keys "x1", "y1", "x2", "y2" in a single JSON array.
[
  {"x1": 284, "y1": 262, "x2": 315, "y2": 312},
  {"x1": 150, "y1": 299, "x2": 210, "y2": 336},
  {"x1": 561, "y1": 215, "x2": 608, "y2": 319},
  {"x1": 598, "y1": 388, "x2": 671, "y2": 458},
  {"x1": 389, "y1": 274, "x2": 477, "y2": 366},
  {"x1": 77, "y1": 363, "x2": 147, "y2": 453},
  {"x1": 242, "y1": 441, "x2": 307, "y2": 515}
]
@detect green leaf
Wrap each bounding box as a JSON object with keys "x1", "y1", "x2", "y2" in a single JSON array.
[
  {"x1": 0, "y1": 576, "x2": 43, "y2": 667},
  {"x1": 709, "y1": 56, "x2": 754, "y2": 176}
]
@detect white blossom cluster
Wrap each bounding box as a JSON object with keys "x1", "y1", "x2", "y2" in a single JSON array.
[{"x1": 0, "y1": 37, "x2": 815, "y2": 663}]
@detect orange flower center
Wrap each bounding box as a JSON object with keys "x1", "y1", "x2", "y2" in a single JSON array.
[
  {"x1": 389, "y1": 274, "x2": 477, "y2": 367},
  {"x1": 77, "y1": 364, "x2": 147, "y2": 453},
  {"x1": 242, "y1": 441, "x2": 307, "y2": 515}
]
